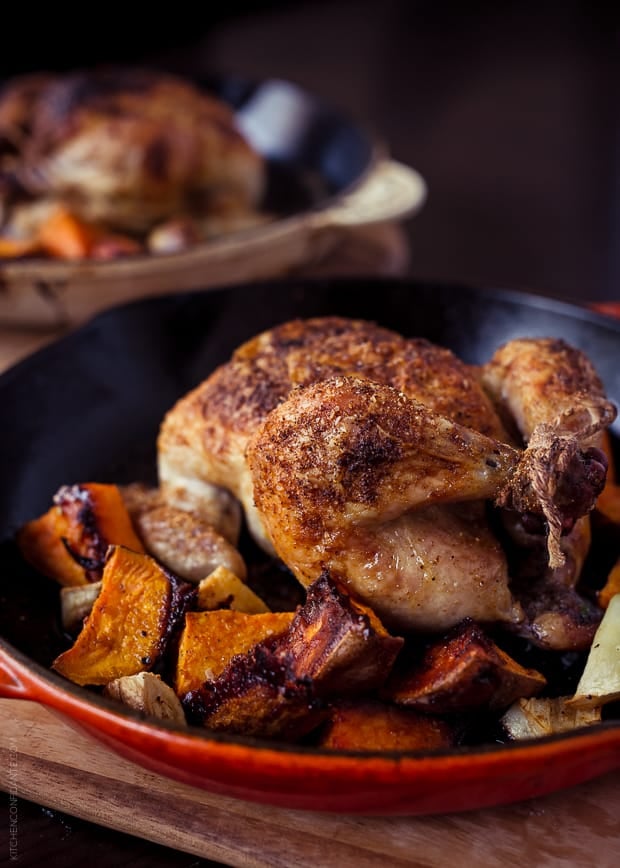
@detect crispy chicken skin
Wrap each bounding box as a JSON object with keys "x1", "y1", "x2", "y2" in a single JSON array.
[
  {"x1": 157, "y1": 317, "x2": 615, "y2": 640},
  {"x1": 0, "y1": 67, "x2": 264, "y2": 233},
  {"x1": 158, "y1": 317, "x2": 508, "y2": 552},
  {"x1": 247, "y1": 376, "x2": 524, "y2": 631}
]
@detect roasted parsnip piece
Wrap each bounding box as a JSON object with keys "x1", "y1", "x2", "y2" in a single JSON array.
[
  {"x1": 17, "y1": 483, "x2": 144, "y2": 586},
  {"x1": 53, "y1": 545, "x2": 194, "y2": 686},
  {"x1": 60, "y1": 581, "x2": 102, "y2": 633},
  {"x1": 104, "y1": 672, "x2": 186, "y2": 725},
  {"x1": 121, "y1": 483, "x2": 246, "y2": 582},
  {"x1": 196, "y1": 566, "x2": 270, "y2": 613},
  {"x1": 317, "y1": 699, "x2": 457, "y2": 752},
  {"x1": 383, "y1": 620, "x2": 546, "y2": 713},
  {"x1": 566, "y1": 594, "x2": 620, "y2": 708},
  {"x1": 501, "y1": 696, "x2": 601, "y2": 740}
]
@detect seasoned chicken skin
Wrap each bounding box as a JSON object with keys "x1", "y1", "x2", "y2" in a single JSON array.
[
  {"x1": 158, "y1": 317, "x2": 614, "y2": 637},
  {"x1": 158, "y1": 317, "x2": 508, "y2": 553},
  {"x1": 0, "y1": 67, "x2": 264, "y2": 233},
  {"x1": 247, "y1": 376, "x2": 524, "y2": 631}
]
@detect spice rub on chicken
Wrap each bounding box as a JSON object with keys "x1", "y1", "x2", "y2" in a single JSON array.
[{"x1": 157, "y1": 316, "x2": 615, "y2": 645}]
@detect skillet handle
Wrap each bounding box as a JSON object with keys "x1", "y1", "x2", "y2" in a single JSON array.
[
  {"x1": 0, "y1": 646, "x2": 32, "y2": 699},
  {"x1": 314, "y1": 159, "x2": 427, "y2": 228}
]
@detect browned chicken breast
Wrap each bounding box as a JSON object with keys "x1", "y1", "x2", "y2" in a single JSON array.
[{"x1": 0, "y1": 67, "x2": 265, "y2": 233}]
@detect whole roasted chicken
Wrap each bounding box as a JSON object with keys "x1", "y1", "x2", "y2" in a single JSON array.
[
  {"x1": 158, "y1": 317, "x2": 615, "y2": 649},
  {"x1": 0, "y1": 67, "x2": 264, "y2": 235}
]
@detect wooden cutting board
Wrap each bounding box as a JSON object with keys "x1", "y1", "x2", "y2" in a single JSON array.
[{"x1": 0, "y1": 699, "x2": 619, "y2": 867}]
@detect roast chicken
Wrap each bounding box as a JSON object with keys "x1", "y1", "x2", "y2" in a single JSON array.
[
  {"x1": 0, "y1": 67, "x2": 265, "y2": 234},
  {"x1": 157, "y1": 317, "x2": 615, "y2": 646}
]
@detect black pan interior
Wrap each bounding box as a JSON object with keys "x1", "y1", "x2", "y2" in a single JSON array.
[
  {"x1": 1, "y1": 277, "x2": 619, "y2": 689},
  {"x1": 203, "y1": 75, "x2": 377, "y2": 215}
]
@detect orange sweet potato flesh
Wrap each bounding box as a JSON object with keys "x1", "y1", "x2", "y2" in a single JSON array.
[
  {"x1": 317, "y1": 699, "x2": 457, "y2": 752},
  {"x1": 36, "y1": 205, "x2": 141, "y2": 261},
  {"x1": 175, "y1": 609, "x2": 295, "y2": 696},
  {"x1": 17, "y1": 483, "x2": 145, "y2": 586},
  {"x1": 53, "y1": 545, "x2": 194, "y2": 686},
  {"x1": 594, "y1": 431, "x2": 620, "y2": 526}
]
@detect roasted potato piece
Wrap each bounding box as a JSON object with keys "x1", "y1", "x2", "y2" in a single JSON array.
[
  {"x1": 104, "y1": 672, "x2": 186, "y2": 725},
  {"x1": 53, "y1": 545, "x2": 195, "y2": 686},
  {"x1": 277, "y1": 572, "x2": 404, "y2": 696},
  {"x1": 317, "y1": 699, "x2": 457, "y2": 752},
  {"x1": 122, "y1": 481, "x2": 241, "y2": 546},
  {"x1": 120, "y1": 483, "x2": 246, "y2": 582},
  {"x1": 17, "y1": 482, "x2": 144, "y2": 586},
  {"x1": 196, "y1": 566, "x2": 270, "y2": 613},
  {"x1": 383, "y1": 620, "x2": 546, "y2": 713},
  {"x1": 566, "y1": 594, "x2": 620, "y2": 708},
  {"x1": 60, "y1": 581, "x2": 102, "y2": 632},
  {"x1": 501, "y1": 696, "x2": 601, "y2": 740},
  {"x1": 175, "y1": 609, "x2": 295, "y2": 696}
]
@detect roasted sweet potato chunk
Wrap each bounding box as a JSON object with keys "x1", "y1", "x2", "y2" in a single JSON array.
[
  {"x1": 182, "y1": 573, "x2": 404, "y2": 740},
  {"x1": 175, "y1": 609, "x2": 295, "y2": 696},
  {"x1": 17, "y1": 483, "x2": 144, "y2": 586},
  {"x1": 384, "y1": 619, "x2": 546, "y2": 713},
  {"x1": 317, "y1": 699, "x2": 458, "y2": 752},
  {"x1": 183, "y1": 640, "x2": 328, "y2": 741},
  {"x1": 196, "y1": 566, "x2": 270, "y2": 613},
  {"x1": 278, "y1": 571, "x2": 404, "y2": 695},
  {"x1": 53, "y1": 545, "x2": 194, "y2": 686}
]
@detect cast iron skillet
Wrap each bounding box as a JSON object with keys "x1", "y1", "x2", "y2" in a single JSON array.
[
  {"x1": 0, "y1": 76, "x2": 425, "y2": 328},
  {"x1": 0, "y1": 277, "x2": 619, "y2": 815}
]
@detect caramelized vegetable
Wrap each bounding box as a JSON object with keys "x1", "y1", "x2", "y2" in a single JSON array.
[
  {"x1": 567, "y1": 594, "x2": 620, "y2": 708},
  {"x1": 317, "y1": 699, "x2": 457, "y2": 752},
  {"x1": 196, "y1": 566, "x2": 270, "y2": 613},
  {"x1": 501, "y1": 696, "x2": 601, "y2": 740},
  {"x1": 181, "y1": 574, "x2": 404, "y2": 739},
  {"x1": 60, "y1": 581, "x2": 102, "y2": 632},
  {"x1": 17, "y1": 483, "x2": 145, "y2": 586},
  {"x1": 37, "y1": 205, "x2": 140, "y2": 260},
  {"x1": 104, "y1": 672, "x2": 186, "y2": 725},
  {"x1": 175, "y1": 609, "x2": 294, "y2": 696},
  {"x1": 383, "y1": 620, "x2": 546, "y2": 713},
  {"x1": 53, "y1": 545, "x2": 194, "y2": 686}
]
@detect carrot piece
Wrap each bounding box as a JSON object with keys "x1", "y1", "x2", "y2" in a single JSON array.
[
  {"x1": 17, "y1": 482, "x2": 145, "y2": 586},
  {"x1": 37, "y1": 206, "x2": 102, "y2": 260},
  {"x1": 0, "y1": 235, "x2": 41, "y2": 258}
]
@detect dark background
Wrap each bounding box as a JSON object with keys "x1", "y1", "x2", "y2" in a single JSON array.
[{"x1": 1, "y1": 1, "x2": 619, "y2": 865}]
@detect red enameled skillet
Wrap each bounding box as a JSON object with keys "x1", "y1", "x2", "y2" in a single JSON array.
[{"x1": 0, "y1": 277, "x2": 618, "y2": 815}]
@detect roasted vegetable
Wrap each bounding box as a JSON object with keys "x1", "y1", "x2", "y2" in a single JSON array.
[
  {"x1": 53, "y1": 545, "x2": 194, "y2": 686},
  {"x1": 17, "y1": 483, "x2": 145, "y2": 586},
  {"x1": 181, "y1": 573, "x2": 404, "y2": 739},
  {"x1": 196, "y1": 566, "x2": 270, "y2": 613},
  {"x1": 104, "y1": 672, "x2": 186, "y2": 725},
  {"x1": 501, "y1": 696, "x2": 601, "y2": 740},
  {"x1": 567, "y1": 594, "x2": 620, "y2": 708},
  {"x1": 599, "y1": 558, "x2": 620, "y2": 610},
  {"x1": 175, "y1": 609, "x2": 295, "y2": 697},
  {"x1": 317, "y1": 699, "x2": 457, "y2": 752},
  {"x1": 60, "y1": 581, "x2": 102, "y2": 632},
  {"x1": 383, "y1": 619, "x2": 546, "y2": 713}
]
